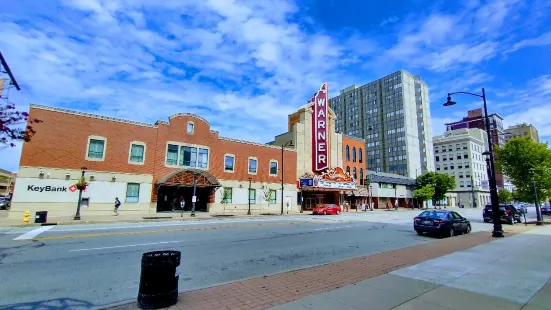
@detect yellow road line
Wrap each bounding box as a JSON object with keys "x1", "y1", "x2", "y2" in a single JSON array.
[{"x1": 31, "y1": 221, "x2": 306, "y2": 241}]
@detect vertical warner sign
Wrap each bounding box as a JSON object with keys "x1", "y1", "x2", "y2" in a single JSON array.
[{"x1": 312, "y1": 82, "x2": 329, "y2": 172}]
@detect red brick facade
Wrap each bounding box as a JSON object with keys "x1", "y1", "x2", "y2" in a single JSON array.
[
  {"x1": 342, "y1": 136, "x2": 366, "y2": 185},
  {"x1": 21, "y1": 106, "x2": 297, "y2": 201}
]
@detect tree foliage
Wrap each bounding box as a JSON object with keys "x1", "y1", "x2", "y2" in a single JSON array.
[
  {"x1": 413, "y1": 185, "x2": 435, "y2": 203},
  {"x1": 497, "y1": 137, "x2": 551, "y2": 202},
  {"x1": 498, "y1": 189, "x2": 512, "y2": 203},
  {"x1": 1, "y1": 102, "x2": 42, "y2": 149},
  {"x1": 416, "y1": 172, "x2": 456, "y2": 203}
]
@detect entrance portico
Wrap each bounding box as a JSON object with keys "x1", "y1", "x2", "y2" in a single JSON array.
[{"x1": 155, "y1": 168, "x2": 221, "y2": 212}]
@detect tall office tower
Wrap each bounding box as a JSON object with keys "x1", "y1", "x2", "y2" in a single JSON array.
[{"x1": 329, "y1": 70, "x2": 435, "y2": 178}]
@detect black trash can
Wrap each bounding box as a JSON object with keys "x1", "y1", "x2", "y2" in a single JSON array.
[
  {"x1": 137, "y1": 250, "x2": 181, "y2": 309},
  {"x1": 35, "y1": 211, "x2": 47, "y2": 224}
]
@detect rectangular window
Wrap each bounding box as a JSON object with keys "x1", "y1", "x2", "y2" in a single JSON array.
[
  {"x1": 270, "y1": 161, "x2": 278, "y2": 175},
  {"x1": 249, "y1": 188, "x2": 256, "y2": 204},
  {"x1": 166, "y1": 144, "x2": 179, "y2": 165},
  {"x1": 224, "y1": 155, "x2": 235, "y2": 172},
  {"x1": 125, "y1": 183, "x2": 140, "y2": 203},
  {"x1": 130, "y1": 144, "x2": 145, "y2": 163},
  {"x1": 248, "y1": 158, "x2": 257, "y2": 174},
  {"x1": 222, "y1": 187, "x2": 232, "y2": 203},
  {"x1": 88, "y1": 139, "x2": 105, "y2": 159},
  {"x1": 269, "y1": 190, "x2": 276, "y2": 203},
  {"x1": 167, "y1": 144, "x2": 209, "y2": 168},
  {"x1": 198, "y1": 148, "x2": 208, "y2": 168},
  {"x1": 187, "y1": 122, "x2": 194, "y2": 134}
]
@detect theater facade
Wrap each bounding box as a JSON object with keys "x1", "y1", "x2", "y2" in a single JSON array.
[{"x1": 271, "y1": 83, "x2": 363, "y2": 210}]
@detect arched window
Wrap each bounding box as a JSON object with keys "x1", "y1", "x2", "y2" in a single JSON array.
[
  {"x1": 346, "y1": 166, "x2": 350, "y2": 175},
  {"x1": 352, "y1": 147, "x2": 357, "y2": 162},
  {"x1": 359, "y1": 148, "x2": 363, "y2": 163},
  {"x1": 346, "y1": 146, "x2": 350, "y2": 161},
  {"x1": 353, "y1": 167, "x2": 357, "y2": 181},
  {"x1": 360, "y1": 168, "x2": 364, "y2": 185}
]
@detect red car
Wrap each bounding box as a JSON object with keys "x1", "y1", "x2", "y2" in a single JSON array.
[{"x1": 313, "y1": 204, "x2": 342, "y2": 215}]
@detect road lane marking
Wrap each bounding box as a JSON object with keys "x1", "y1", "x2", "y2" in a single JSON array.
[
  {"x1": 13, "y1": 226, "x2": 55, "y2": 240},
  {"x1": 30, "y1": 221, "x2": 311, "y2": 241},
  {"x1": 49, "y1": 217, "x2": 306, "y2": 233},
  {"x1": 70, "y1": 240, "x2": 186, "y2": 252}
]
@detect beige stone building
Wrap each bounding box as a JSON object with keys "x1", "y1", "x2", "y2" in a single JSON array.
[{"x1": 504, "y1": 123, "x2": 539, "y2": 143}]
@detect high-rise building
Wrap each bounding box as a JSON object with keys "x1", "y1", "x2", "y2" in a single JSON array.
[
  {"x1": 445, "y1": 108, "x2": 505, "y2": 187},
  {"x1": 504, "y1": 123, "x2": 539, "y2": 143},
  {"x1": 433, "y1": 128, "x2": 491, "y2": 208},
  {"x1": 329, "y1": 70, "x2": 434, "y2": 178}
]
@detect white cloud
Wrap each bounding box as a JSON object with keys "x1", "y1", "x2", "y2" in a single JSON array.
[
  {"x1": 380, "y1": 16, "x2": 398, "y2": 26},
  {"x1": 507, "y1": 31, "x2": 551, "y2": 53}
]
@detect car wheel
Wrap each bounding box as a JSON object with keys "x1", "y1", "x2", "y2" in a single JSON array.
[
  {"x1": 466, "y1": 225, "x2": 471, "y2": 234},
  {"x1": 483, "y1": 219, "x2": 489, "y2": 223},
  {"x1": 448, "y1": 227, "x2": 455, "y2": 238},
  {"x1": 416, "y1": 230, "x2": 423, "y2": 236},
  {"x1": 336, "y1": 211, "x2": 340, "y2": 215},
  {"x1": 323, "y1": 211, "x2": 327, "y2": 215},
  {"x1": 508, "y1": 217, "x2": 514, "y2": 225},
  {"x1": 517, "y1": 217, "x2": 522, "y2": 223}
]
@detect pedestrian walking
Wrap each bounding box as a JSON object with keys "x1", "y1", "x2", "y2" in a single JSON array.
[
  {"x1": 179, "y1": 196, "x2": 185, "y2": 210},
  {"x1": 114, "y1": 197, "x2": 121, "y2": 216},
  {"x1": 361, "y1": 201, "x2": 366, "y2": 212},
  {"x1": 345, "y1": 201, "x2": 349, "y2": 212}
]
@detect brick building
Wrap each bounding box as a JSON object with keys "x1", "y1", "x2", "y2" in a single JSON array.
[{"x1": 9, "y1": 105, "x2": 297, "y2": 218}]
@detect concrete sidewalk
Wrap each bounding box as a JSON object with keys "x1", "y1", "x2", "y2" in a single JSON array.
[
  {"x1": 109, "y1": 225, "x2": 538, "y2": 310},
  {"x1": 270, "y1": 225, "x2": 551, "y2": 310}
]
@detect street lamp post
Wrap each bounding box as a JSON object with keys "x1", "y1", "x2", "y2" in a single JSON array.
[
  {"x1": 281, "y1": 140, "x2": 294, "y2": 215},
  {"x1": 74, "y1": 166, "x2": 88, "y2": 220},
  {"x1": 247, "y1": 177, "x2": 252, "y2": 215},
  {"x1": 190, "y1": 172, "x2": 197, "y2": 217},
  {"x1": 445, "y1": 88, "x2": 503, "y2": 237},
  {"x1": 529, "y1": 168, "x2": 543, "y2": 225},
  {"x1": 471, "y1": 176, "x2": 477, "y2": 208}
]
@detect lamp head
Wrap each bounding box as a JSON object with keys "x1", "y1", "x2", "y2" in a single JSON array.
[
  {"x1": 444, "y1": 95, "x2": 456, "y2": 107},
  {"x1": 482, "y1": 151, "x2": 491, "y2": 157}
]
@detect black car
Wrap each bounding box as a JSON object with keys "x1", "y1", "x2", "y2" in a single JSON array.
[
  {"x1": 483, "y1": 204, "x2": 521, "y2": 224},
  {"x1": 541, "y1": 205, "x2": 551, "y2": 215},
  {"x1": 414, "y1": 210, "x2": 471, "y2": 237}
]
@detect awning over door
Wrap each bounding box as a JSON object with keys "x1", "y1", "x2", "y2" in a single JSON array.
[{"x1": 156, "y1": 168, "x2": 222, "y2": 187}]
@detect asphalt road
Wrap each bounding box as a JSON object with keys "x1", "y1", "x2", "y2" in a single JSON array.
[{"x1": 0, "y1": 208, "x2": 539, "y2": 309}]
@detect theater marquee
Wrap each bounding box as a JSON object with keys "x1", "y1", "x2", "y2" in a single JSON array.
[{"x1": 312, "y1": 82, "x2": 329, "y2": 172}]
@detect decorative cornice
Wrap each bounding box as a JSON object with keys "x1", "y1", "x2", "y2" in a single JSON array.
[
  {"x1": 30, "y1": 104, "x2": 157, "y2": 128},
  {"x1": 168, "y1": 113, "x2": 211, "y2": 126}
]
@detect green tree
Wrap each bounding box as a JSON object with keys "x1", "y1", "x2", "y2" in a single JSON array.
[
  {"x1": 498, "y1": 189, "x2": 512, "y2": 203},
  {"x1": 416, "y1": 172, "x2": 456, "y2": 205},
  {"x1": 413, "y1": 185, "x2": 435, "y2": 208},
  {"x1": 220, "y1": 187, "x2": 232, "y2": 215},
  {"x1": 497, "y1": 137, "x2": 551, "y2": 203}
]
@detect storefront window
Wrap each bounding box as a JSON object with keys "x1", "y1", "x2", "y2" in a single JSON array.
[
  {"x1": 269, "y1": 190, "x2": 276, "y2": 203},
  {"x1": 249, "y1": 188, "x2": 256, "y2": 203},
  {"x1": 126, "y1": 183, "x2": 140, "y2": 203},
  {"x1": 222, "y1": 187, "x2": 232, "y2": 203}
]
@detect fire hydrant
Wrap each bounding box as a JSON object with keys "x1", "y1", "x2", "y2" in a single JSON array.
[{"x1": 23, "y1": 210, "x2": 30, "y2": 224}]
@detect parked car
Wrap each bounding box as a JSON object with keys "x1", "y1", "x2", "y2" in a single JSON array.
[
  {"x1": 541, "y1": 205, "x2": 551, "y2": 215},
  {"x1": 312, "y1": 204, "x2": 342, "y2": 215},
  {"x1": 0, "y1": 197, "x2": 10, "y2": 210},
  {"x1": 414, "y1": 210, "x2": 471, "y2": 237},
  {"x1": 483, "y1": 204, "x2": 521, "y2": 224}
]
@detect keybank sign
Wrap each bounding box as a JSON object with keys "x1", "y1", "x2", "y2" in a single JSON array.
[{"x1": 27, "y1": 185, "x2": 82, "y2": 193}]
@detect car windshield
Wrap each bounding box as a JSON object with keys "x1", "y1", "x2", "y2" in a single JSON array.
[{"x1": 418, "y1": 211, "x2": 447, "y2": 219}]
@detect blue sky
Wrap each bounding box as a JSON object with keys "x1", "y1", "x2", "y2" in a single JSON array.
[{"x1": 1, "y1": 0, "x2": 551, "y2": 172}]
